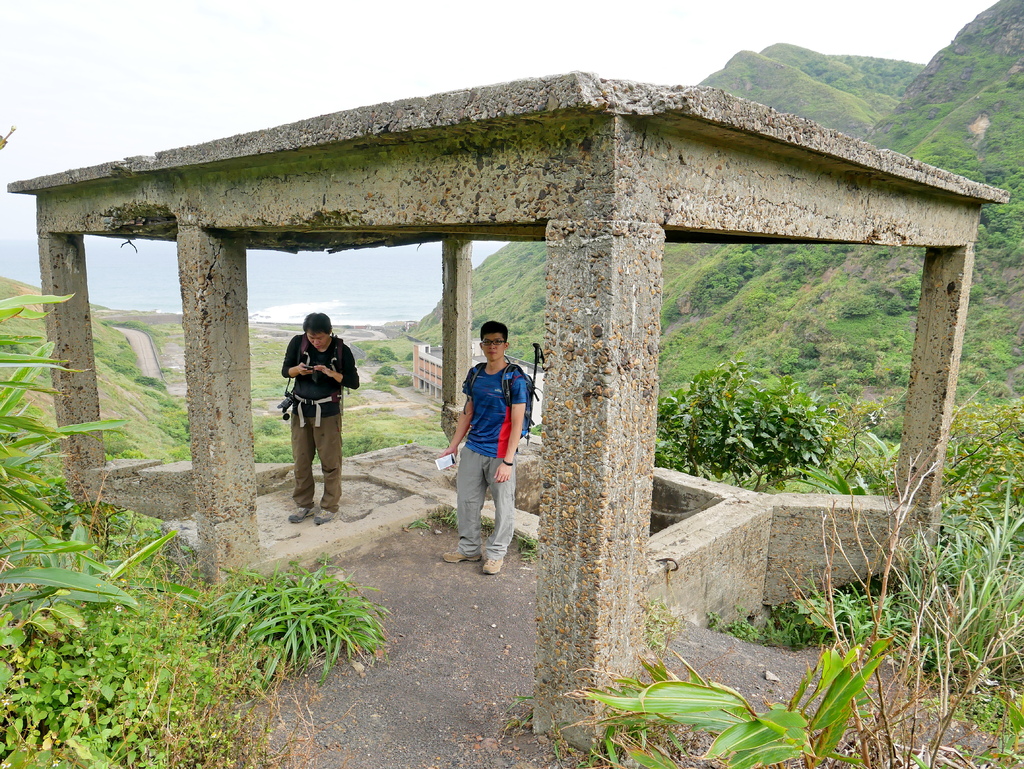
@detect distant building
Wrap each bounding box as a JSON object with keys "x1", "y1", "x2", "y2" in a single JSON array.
[{"x1": 412, "y1": 343, "x2": 544, "y2": 423}]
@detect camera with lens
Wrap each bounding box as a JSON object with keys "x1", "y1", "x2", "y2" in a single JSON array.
[{"x1": 278, "y1": 391, "x2": 298, "y2": 421}]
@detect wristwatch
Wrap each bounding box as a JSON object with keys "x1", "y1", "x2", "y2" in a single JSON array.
[{"x1": 502, "y1": 460, "x2": 514, "y2": 467}]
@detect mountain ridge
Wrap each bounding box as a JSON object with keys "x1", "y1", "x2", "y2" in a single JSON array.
[{"x1": 421, "y1": 0, "x2": 1024, "y2": 401}]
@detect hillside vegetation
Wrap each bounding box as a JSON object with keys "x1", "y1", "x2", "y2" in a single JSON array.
[
  {"x1": 421, "y1": 0, "x2": 1024, "y2": 400},
  {"x1": 702, "y1": 44, "x2": 922, "y2": 138},
  {"x1": 0, "y1": 275, "x2": 187, "y2": 460}
]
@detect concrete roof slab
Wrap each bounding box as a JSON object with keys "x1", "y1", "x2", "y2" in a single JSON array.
[{"x1": 10, "y1": 72, "x2": 1008, "y2": 207}]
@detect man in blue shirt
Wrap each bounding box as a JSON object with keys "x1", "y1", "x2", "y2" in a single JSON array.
[{"x1": 438, "y1": 321, "x2": 528, "y2": 575}]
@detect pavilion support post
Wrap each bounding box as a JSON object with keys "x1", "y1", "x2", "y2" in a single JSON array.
[
  {"x1": 37, "y1": 233, "x2": 104, "y2": 496},
  {"x1": 533, "y1": 220, "x2": 665, "y2": 747},
  {"x1": 898, "y1": 243, "x2": 974, "y2": 519},
  {"x1": 177, "y1": 226, "x2": 258, "y2": 582},
  {"x1": 441, "y1": 237, "x2": 473, "y2": 439}
]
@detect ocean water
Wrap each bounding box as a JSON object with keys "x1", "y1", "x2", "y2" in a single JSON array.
[{"x1": 0, "y1": 237, "x2": 498, "y2": 325}]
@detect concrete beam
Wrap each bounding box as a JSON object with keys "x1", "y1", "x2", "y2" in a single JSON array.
[
  {"x1": 440, "y1": 238, "x2": 472, "y2": 439},
  {"x1": 177, "y1": 226, "x2": 258, "y2": 581},
  {"x1": 534, "y1": 219, "x2": 664, "y2": 746},
  {"x1": 27, "y1": 113, "x2": 988, "y2": 249}
]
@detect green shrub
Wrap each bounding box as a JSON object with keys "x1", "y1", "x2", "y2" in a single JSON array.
[
  {"x1": 157, "y1": 407, "x2": 190, "y2": 445},
  {"x1": 2, "y1": 596, "x2": 273, "y2": 767},
  {"x1": 133, "y1": 375, "x2": 166, "y2": 390},
  {"x1": 656, "y1": 361, "x2": 838, "y2": 490},
  {"x1": 944, "y1": 398, "x2": 1024, "y2": 511}
]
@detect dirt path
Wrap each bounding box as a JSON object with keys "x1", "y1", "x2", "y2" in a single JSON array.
[{"x1": 276, "y1": 527, "x2": 821, "y2": 769}]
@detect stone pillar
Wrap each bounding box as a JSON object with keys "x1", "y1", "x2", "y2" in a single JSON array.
[
  {"x1": 38, "y1": 233, "x2": 104, "y2": 495},
  {"x1": 898, "y1": 244, "x2": 974, "y2": 515},
  {"x1": 177, "y1": 226, "x2": 258, "y2": 581},
  {"x1": 441, "y1": 237, "x2": 473, "y2": 439},
  {"x1": 534, "y1": 220, "x2": 665, "y2": 746}
]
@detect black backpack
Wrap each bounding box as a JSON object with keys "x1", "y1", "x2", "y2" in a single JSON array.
[{"x1": 465, "y1": 343, "x2": 544, "y2": 443}]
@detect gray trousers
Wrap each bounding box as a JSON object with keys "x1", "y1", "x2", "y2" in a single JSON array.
[{"x1": 456, "y1": 447, "x2": 517, "y2": 560}]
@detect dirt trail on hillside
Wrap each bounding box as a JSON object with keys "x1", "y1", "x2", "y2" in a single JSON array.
[{"x1": 272, "y1": 527, "x2": 821, "y2": 769}]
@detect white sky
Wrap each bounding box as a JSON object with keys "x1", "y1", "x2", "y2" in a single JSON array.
[{"x1": 0, "y1": 0, "x2": 998, "y2": 240}]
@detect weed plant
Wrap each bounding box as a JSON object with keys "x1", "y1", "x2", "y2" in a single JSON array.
[
  {"x1": 3, "y1": 595, "x2": 276, "y2": 767},
  {"x1": 586, "y1": 442, "x2": 1024, "y2": 766},
  {"x1": 203, "y1": 566, "x2": 388, "y2": 683},
  {"x1": 644, "y1": 599, "x2": 684, "y2": 652},
  {"x1": 427, "y1": 504, "x2": 539, "y2": 561}
]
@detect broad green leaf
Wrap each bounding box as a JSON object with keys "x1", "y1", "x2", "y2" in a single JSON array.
[
  {"x1": 0, "y1": 566, "x2": 137, "y2": 605},
  {"x1": 25, "y1": 613, "x2": 57, "y2": 635},
  {"x1": 709, "y1": 722, "x2": 804, "y2": 769},
  {"x1": 758, "y1": 706, "x2": 809, "y2": 736},
  {"x1": 625, "y1": 746, "x2": 679, "y2": 769},
  {"x1": 0, "y1": 294, "x2": 70, "y2": 311},
  {"x1": 44, "y1": 602, "x2": 87, "y2": 629},
  {"x1": 0, "y1": 538, "x2": 96, "y2": 560},
  {"x1": 731, "y1": 742, "x2": 809, "y2": 769},
  {"x1": 54, "y1": 418, "x2": 127, "y2": 435}
]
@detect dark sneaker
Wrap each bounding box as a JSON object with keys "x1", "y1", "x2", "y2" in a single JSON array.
[
  {"x1": 314, "y1": 509, "x2": 336, "y2": 525},
  {"x1": 288, "y1": 507, "x2": 313, "y2": 524},
  {"x1": 442, "y1": 551, "x2": 482, "y2": 563},
  {"x1": 482, "y1": 558, "x2": 503, "y2": 575}
]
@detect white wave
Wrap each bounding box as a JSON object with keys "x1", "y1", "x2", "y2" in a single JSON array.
[{"x1": 248, "y1": 300, "x2": 347, "y2": 324}]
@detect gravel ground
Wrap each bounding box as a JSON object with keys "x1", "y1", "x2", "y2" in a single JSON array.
[{"x1": 270, "y1": 526, "x2": 822, "y2": 769}]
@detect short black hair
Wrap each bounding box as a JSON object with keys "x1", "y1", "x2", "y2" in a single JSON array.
[
  {"x1": 480, "y1": 320, "x2": 508, "y2": 341},
  {"x1": 303, "y1": 312, "x2": 333, "y2": 334}
]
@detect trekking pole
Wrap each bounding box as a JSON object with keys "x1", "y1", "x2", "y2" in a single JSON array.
[{"x1": 532, "y1": 343, "x2": 544, "y2": 401}]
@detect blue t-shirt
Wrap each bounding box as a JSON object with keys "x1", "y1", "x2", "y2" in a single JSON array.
[{"x1": 463, "y1": 366, "x2": 529, "y2": 458}]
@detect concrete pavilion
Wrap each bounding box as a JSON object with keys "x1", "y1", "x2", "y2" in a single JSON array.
[{"x1": 9, "y1": 72, "x2": 1007, "y2": 743}]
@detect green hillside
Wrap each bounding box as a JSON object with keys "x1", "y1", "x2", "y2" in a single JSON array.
[
  {"x1": 426, "y1": 0, "x2": 1024, "y2": 400},
  {"x1": 0, "y1": 275, "x2": 187, "y2": 460},
  {"x1": 702, "y1": 45, "x2": 922, "y2": 138},
  {"x1": 868, "y1": 0, "x2": 1024, "y2": 398},
  {"x1": 415, "y1": 241, "x2": 548, "y2": 360}
]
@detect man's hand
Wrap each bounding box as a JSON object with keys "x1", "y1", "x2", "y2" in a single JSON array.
[{"x1": 494, "y1": 462, "x2": 512, "y2": 483}]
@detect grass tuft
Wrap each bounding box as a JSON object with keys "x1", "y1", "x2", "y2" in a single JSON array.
[{"x1": 203, "y1": 566, "x2": 388, "y2": 684}]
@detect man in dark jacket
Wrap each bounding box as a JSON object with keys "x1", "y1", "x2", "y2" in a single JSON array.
[{"x1": 281, "y1": 312, "x2": 359, "y2": 525}]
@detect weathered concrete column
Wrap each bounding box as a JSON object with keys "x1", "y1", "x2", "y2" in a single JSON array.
[
  {"x1": 441, "y1": 237, "x2": 473, "y2": 439},
  {"x1": 534, "y1": 220, "x2": 665, "y2": 746},
  {"x1": 177, "y1": 226, "x2": 258, "y2": 581},
  {"x1": 898, "y1": 244, "x2": 974, "y2": 515},
  {"x1": 38, "y1": 233, "x2": 104, "y2": 494}
]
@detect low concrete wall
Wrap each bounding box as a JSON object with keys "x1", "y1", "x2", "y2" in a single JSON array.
[
  {"x1": 648, "y1": 470, "x2": 770, "y2": 625},
  {"x1": 645, "y1": 468, "x2": 894, "y2": 626},
  {"x1": 763, "y1": 493, "x2": 893, "y2": 605},
  {"x1": 86, "y1": 459, "x2": 292, "y2": 520},
  {"x1": 93, "y1": 445, "x2": 895, "y2": 629}
]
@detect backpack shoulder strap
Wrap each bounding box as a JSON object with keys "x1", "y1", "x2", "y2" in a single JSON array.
[
  {"x1": 500, "y1": 360, "x2": 529, "y2": 408},
  {"x1": 465, "y1": 361, "x2": 487, "y2": 394}
]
